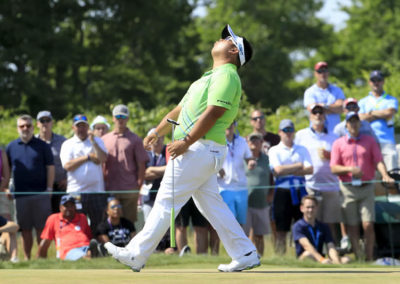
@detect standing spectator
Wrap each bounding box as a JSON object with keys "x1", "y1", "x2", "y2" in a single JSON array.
[
  {"x1": 244, "y1": 133, "x2": 271, "y2": 256},
  {"x1": 102, "y1": 105, "x2": 149, "y2": 225},
  {"x1": 60, "y1": 114, "x2": 108, "y2": 233},
  {"x1": 36, "y1": 110, "x2": 67, "y2": 213},
  {"x1": 304, "y1": 61, "x2": 345, "y2": 133},
  {"x1": 90, "y1": 115, "x2": 110, "y2": 138},
  {"x1": 218, "y1": 121, "x2": 252, "y2": 226},
  {"x1": 268, "y1": 119, "x2": 313, "y2": 254},
  {"x1": 249, "y1": 109, "x2": 280, "y2": 154},
  {"x1": 358, "y1": 70, "x2": 398, "y2": 171},
  {"x1": 38, "y1": 195, "x2": 93, "y2": 260},
  {"x1": 293, "y1": 196, "x2": 350, "y2": 264},
  {"x1": 330, "y1": 112, "x2": 394, "y2": 261},
  {"x1": 0, "y1": 148, "x2": 11, "y2": 220},
  {"x1": 6, "y1": 114, "x2": 54, "y2": 260},
  {"x1": 0, "y1": 215, "x2": 19, "y2": 262},
  {"x1": 295, "y1": 104, "x2": 341, "y2": 244}
]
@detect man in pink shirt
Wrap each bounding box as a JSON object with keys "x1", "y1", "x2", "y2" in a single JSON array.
[
  {"x1": 330, "y1": 112, "x2": 393, "y2": 261},
  {"x1": 102, "y1": 105, "x2": 149, "y2": 224}
]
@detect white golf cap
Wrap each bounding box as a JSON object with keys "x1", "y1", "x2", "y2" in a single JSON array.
[{"x1": 221, "y1": 24, "x2": 253, "y2": 66}]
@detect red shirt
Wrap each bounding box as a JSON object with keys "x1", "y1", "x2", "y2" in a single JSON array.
[
  {"x1": 330, "y1": 134, "x2": 383, "y2": 182},
  {"x1": 102, "y1": 128, "x2": 149, "y2": 190},
  {"x1": 41, "y1": 213, "x2": 92, "y2": 260}
]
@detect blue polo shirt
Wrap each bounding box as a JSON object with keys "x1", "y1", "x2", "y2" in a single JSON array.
[
  {"x1": 358, "y1": 92, "x2": 398, "y2": 144},
  {"x1": 6, "y1": 137, "x2": 54, "y2": 198},
  {"x1": 293, "y1": 218, "x2": 333, "y2": 257}
]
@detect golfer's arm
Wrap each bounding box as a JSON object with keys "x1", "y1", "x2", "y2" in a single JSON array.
[
  {"x1": 183, "y1": 105, "x2": 226, "y2": 146},
  {"x1": 154, "y1": 105, "x2": 182, "y2": 137},
  {"x1": 299, "y1": 237, "x2": 324, "y2": 261},
  {"x1": 37, "y1": 239, "x2": 52, "y2": 258}
]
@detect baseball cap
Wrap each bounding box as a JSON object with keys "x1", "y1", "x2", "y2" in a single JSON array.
[
  {"x1": 221, "y1": 24, "x2": 253, "y2": 66},
  {"x1": 314, "y1": 61, "x2": 328, "y2": 71},
  {"x1": 60, "y1": 195, "x2": 75, "y2": 206},
  {"x1": 343, "y1": 98, "x2": 358, "y2": 107},
  {"x1": 248, "y1": 132, "x2": 263, "y2": 141},
  {"x1": 309, "y1": 103, "x2": 324, "y2": 111},
  {"x1": 345, "y1": 111, "x2": 360, "y2": 121},
  {"x1": 73, "y1": 114, "x2": 89, "y2": 126},
  {"x1": 37, "y1": 110, "x2": 52, "y2": 120},
  {"x1": 112, "y1": 104, "x2": 129, "y2": 117},
  {"x1": 279, "y1": 119, "x2": 295, "y2": 131},
  {"x1": 370, "y1": 70, "x2": 384, "y2": 80},
  {"x1": 90, "y1": 115, "x2": 110, "y2": 130}
]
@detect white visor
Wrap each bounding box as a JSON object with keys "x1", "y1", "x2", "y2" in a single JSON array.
[{"x1": 225, "y1": 25, "x2": 246, "y2": 66}]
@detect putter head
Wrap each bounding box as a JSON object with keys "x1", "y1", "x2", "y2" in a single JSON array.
[{"x1": 167, "y1": 118, "x2": 180, "y2": 126}]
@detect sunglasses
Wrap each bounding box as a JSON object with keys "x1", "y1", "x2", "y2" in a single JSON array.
[
  {"x1": 251, "y1": 115, "x2": 265, "y2": 121},
  {"x1": 346, "y1": 104, "x2": 358, "y2": 110},
  {"x1": 18, "y1": 124, "x2": 32, "y2": 129},
  {"x1": 39, "y1": 118, "x2": 52, "y2": 123},
  {"x1": 311, "y1": 109, "x2": 324, "y2": 115},
  {"x1": 110, "y1": 204, "x2": 122, "y2": 209},
  {"x1": 115, "y1": 115, "x2": 128, "y2": 120},
  {"x1": 316, "y1": 69, "x2": 328, "y2": 74},
  {"x1": 282, "y1": 127, "x2": 295, "y2": 133},
  {"x1": 370, "y1": 78, "x2": 383, "y2": 83}
]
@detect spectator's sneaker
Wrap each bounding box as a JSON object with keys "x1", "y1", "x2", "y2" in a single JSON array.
[
  {"x1": 218, "y1": 251, "x2": 260, "y2": 272},
  {"x1": 104, "y1": 242, "x2": 144, "y2": 272},
  {"x1": 10, "y1": 257, "x2": 19, "y2": 263},
  {"x1": 179, "y1": 245, "x2": 191, "y2": 257},
  {"x1": 89, "y1": 239, "x2": 99, "y2": 258},
  {"x1": 340, "y1": 236, "x2": 351, "y2": 252}
]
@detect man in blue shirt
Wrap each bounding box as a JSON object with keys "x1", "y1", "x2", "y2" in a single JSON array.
[
  {"x1": 359, "y1": 70, "x2": 398, "y2": 171},
  {"x1": 6, "y1": 114, "x2": 54, "y2": 260},
  {"x1": 304, "y1": 61, "x2": 345, "y2": 134}
]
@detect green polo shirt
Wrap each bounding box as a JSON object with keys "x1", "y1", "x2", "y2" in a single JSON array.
[{"x1": 174, "y1": 63, "x2": 241, "y2": 145}]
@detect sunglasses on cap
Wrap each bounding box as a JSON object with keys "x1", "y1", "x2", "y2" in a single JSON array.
[
  {"x1": 316, "y1": 68, "x2": 328, "y2": 74},
  {"x1": 311, "y1": 108, "x2": 324, "y2": 115},
  {"x1": 39, "y1": 118, "x2": 52, "y2": 123},
  {"x1": 370, "y1": 78, "x2": 383, "y2": 83},
  {"x1": 73, "y1": 115, "x2": 88, "y2": 122},
  {"x1": 251, "y1": 115, "x2": 265, "y2": 121},
  {"x1": 115, "y1": 114, "x2": 128, "y2": 120},
  {"x1": 282, "y1": 127, "x2": 295, "y2": 133}
]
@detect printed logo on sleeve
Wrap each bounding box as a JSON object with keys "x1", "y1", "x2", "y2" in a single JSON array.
[{"x1": 217, "y1": 99, "x2": 232, "y2": 106}]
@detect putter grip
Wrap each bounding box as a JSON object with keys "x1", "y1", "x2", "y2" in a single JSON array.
[{"x1": 170, "y1": 207, "x2": 176, "y2": 248}]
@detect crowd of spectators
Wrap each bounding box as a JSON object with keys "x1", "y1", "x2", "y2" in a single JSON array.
[{"x1": 0, "y1": 62, "x2": 398, "y2": 264}]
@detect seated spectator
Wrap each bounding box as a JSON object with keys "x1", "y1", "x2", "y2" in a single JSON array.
[
  {"x1": 93, "y1": 197, "x2": 135, "y2": 256},
  {"x1": 0, "y1": 215, "x2": 19, "y2": 262},
  {"x1": 293, "y1": 196, "x2": 350, "y2": 264},
  {"x1": 37, "y1": 195, "x2": 93, "y2": 261},
  {"x1": 90, "y1": 115, "x2": 110, "y2": 137}
]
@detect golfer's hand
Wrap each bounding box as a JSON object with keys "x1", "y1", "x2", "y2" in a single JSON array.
[
  {"x1": 143, "y1": 133, "x2": 158, "y2": 150},
  {"x1": 167, "y1": 140, "x2": 189, "y2": 159}
]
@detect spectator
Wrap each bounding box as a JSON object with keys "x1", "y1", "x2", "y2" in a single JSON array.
[
  {"x1": 90, "y1": 115, "x2": 110, "y2": 137},
  {"x1": 333, "y1": 98, "x2": 378, "y2": 143},
  {"x1": 93, "y1": 197, "x2": 136, "y2": 256},
  {"x1": 102, "y1": 105, "x2": 149, "y2": 225},
  {"x1": 304, "y1": 61, "x2": 345, "y2": 133},
  {"x1": 244, "y1": 133, "x2": 271, "y2": 256},
  {"x1": 60, "y1": 114, "x2": 108, "y2": 233},
  {"x1": 0, "y1": 215, "x2": 19, "y2": 262},
  {"x1": 6, "y1": 114, "x2": 54, "y2": 260},
  {"x1": 268, "y1": 119, "x2": 313, "y2": 254},
  {"x1": 358, "y1": 70, "x2": 399, "y2": 171},
  {"x1": 249, "y1": 109, "x2": 280, "y2": 154},
  {"x1": 330, "y1": 112, "x2": 394, "y2": 261},
  {"x1": 0, "y1": 148, "x2": 11, "y2": 220},
  {"x1": 36, "y1": 110, "x2": 67, "y2": 213},
  {"x1": 218, "y1": 121, "x2": 252, "y2": 226},
  {"x1": 293, "y1": 196, "x2": 350, "y2": 264},
  {"x1": 295, "y1": 104, "x2": 341, "y2": 244},
  {"x1": 38, "y1": 195, "x2": 93, "y2": 260}
]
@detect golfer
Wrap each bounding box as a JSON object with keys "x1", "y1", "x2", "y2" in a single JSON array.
[{"x1": 105, "y1": 24, "x2": 259, "y2": 272}]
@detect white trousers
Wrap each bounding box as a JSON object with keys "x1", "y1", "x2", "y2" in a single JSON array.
[{"x1": 126, "y1": 139, "x2": 256, "y2": 262}]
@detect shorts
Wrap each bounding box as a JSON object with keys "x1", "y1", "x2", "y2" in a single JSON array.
[
  {"x1": 243, "y1": 206, "x2": 270, "y2": 236},
  {"x1": 112, "y1": 192, "x2": 139, "y2": 223},
  {"x1": 219, "y1": 189, "x2": 248, "y2": 225},
  {"x1": 175, "y1": 198, "x2": 208, "y2": 227},
  {"x1": 340, "y1": 182, "x2": 375, "y2": 225},
  {"x1": 0, "y1": 194, "x2": 11, "y2": 217},
  {"x1": 64, "y1": 246, "x2": 89, "y2": 261},
  {"x1": 306, "y1": 188, "x2": 341, "y2": 223},
  {"x1": 16, "y1": 194, "x2": 51, "y2": 230},
  {"x1": 273, "y1": 188, "x2": 302, "y2": 232}
]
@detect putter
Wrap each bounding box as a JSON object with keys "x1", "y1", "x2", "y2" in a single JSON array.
[{"x1": 167, "y1": 118, "x2": 179, "y2": 248}]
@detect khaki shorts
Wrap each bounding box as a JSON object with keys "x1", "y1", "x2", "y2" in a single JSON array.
[
  {"x1": 339, "y1": 182, "x2": 375, "y2": 225},
  {"x1": 113, "y1": 192, "x2": 139, "y2": 223},
  {"x1": 306, "y1": 188, "x2": 341, "y2": 223},
  {"x1": 243, "y1": 206, "x2": 270, "y2": 236}
]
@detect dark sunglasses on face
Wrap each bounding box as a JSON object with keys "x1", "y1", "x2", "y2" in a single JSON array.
[
  {"x1": 110, "y1": 204, "x2": 122, "y2": 209},
  {"x1": 311, "y1": 109, "x2": 324, "y2": 115},
  {"x1": 251, "y1": 115, "x2": 265, "y2": 121},
  {"x1": 18, "y1": 124, "x2": 32, "y2": 129},
  {"x1": 370, "y1": 78, "x2": 383, "y2": 83},
  {"x1": 39, "y1": 118, "x2": 52, "y2": 123},
  {"x1": 346, "y1": 104, "x2": 358, "y2": 110},
  {"x1": 115, "y1": 115, "x2": 128, "y2": 120},
  {"x1": 282, "y1": 127, "x2": 294, "y2": 133},
  {"x1": 316, "y1": 69, "x2": 328, "y2": 74}
]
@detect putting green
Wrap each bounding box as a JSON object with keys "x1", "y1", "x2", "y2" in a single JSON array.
[{"x1": 1, "y1": 267, "x2": 399, "y2": 283}]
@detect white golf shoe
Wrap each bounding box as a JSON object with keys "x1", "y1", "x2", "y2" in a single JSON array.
[
  {"x1": 104, "y1": 242, "x2": 144, "y2": 272},
  {"x1": 218, "y1": 251, "x2": 260, "y2": 272}
]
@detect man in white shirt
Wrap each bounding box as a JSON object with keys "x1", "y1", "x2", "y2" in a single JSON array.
[
  {"x1": 60, "y1": 114, "x2": 108, "y2": 233},
  {"x1": 269, "y1": 119, "x2": 313, "y2": 254}
]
